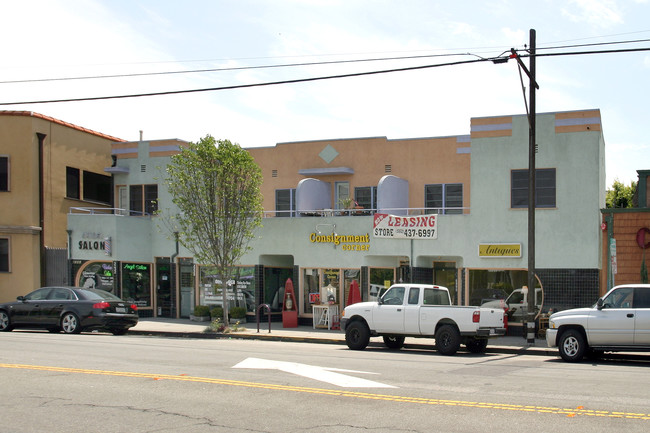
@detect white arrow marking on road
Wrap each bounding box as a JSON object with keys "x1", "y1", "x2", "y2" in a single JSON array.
[{"x1": 233, "y1": 357, "x2": 396, "y2": 388}]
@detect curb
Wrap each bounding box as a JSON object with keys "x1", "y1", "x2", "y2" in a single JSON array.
[{"x1": 128, "y1": 329, "x2": 554, "y2": 356}]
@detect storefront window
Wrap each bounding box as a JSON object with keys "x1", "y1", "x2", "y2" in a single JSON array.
[
  {"x1": 342, "y1": 269, "x2": 361, "y2": 306},
  {"x1": 302, "y1": 268, "x2": 321, "y2": 314},
  {"x1": 321, "y1": 269, "x2": 340, "y2": 304},
  {"x1": 121, "y1": 263, "x2": 152, "y2": 308},
  {"x1": 434, "y1": 262, "x2": 457, "y2": 304},
  {"x1": 468, "y1": 269, "x2": 543, "y2": 321},
  {"x1": 74, "y1": 260, "x2": 116, "y2": 293},
  {"x1": 368, "y1": 268, "x2": 394, "y2": 301},
  {"x1": 199, "y1": 266, "x2": 255, "y2": 312}
]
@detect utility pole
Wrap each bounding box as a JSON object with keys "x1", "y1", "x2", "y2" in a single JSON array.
[{"x1": 526, "y1": 29, "x2": 537, "y2": 345}]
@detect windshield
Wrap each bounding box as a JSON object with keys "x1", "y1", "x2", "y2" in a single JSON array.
[{"x1": 76, "y1": 288, "x2": 124, "y2": 302}]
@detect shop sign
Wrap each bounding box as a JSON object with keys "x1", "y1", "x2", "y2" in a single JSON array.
[
  {"x1": 372, "y1": 213, "x2": 437, "y2": 239},
  {"x1": 309, "y1": 233, "x2": 370, "y2": 251},
  {"x1": 478, "y1": 243, "x2": 522, "y2": 258}
]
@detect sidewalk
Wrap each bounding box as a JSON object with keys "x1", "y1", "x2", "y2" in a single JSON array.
[{"x1": 129, "y1": 317, "x2": 556, "y2": 356}]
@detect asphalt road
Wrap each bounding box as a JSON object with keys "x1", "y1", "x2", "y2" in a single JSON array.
[{"x1": 1, "y1": 330, "x2": 650, "y2": 432}]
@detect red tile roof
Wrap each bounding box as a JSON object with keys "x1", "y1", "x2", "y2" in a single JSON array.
[{"x1": 0, "y1": 110, "x2": 125, "y2": 142}]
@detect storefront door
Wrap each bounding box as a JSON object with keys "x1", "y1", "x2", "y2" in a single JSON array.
[{"x1": 156, "y1": 259, "x2": 172, "y2": 317}]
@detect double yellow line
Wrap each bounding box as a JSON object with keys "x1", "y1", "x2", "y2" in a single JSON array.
[{"x1": 2, "y1": 363, "x2": 648, "y2": 420}]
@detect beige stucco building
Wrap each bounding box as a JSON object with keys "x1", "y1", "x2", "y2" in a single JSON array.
[{"x1": 0, "y1": 111, "x2": 122, "y2": 301}]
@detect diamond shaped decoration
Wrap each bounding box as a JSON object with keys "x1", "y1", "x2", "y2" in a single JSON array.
[{"x1": 319, "y1": 144, "x2": 339, "y2": 164}]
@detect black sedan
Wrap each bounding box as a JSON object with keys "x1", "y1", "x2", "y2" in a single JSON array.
[{"x1": 0, "y1": 287, "x2": 138, "y2": 335}]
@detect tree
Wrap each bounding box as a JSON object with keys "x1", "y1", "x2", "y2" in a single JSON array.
[
  {"x1": 163, "y1": 135, "x2": 263, "y2": 327},
  {"x1": 606, "y1": 179, "x2": 636, "y2": 208}
]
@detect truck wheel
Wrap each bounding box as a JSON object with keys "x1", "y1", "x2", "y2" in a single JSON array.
[
  {"x1": 465, "y1": 337, "x2": 488, "y2": 354},
  {"x1": 435, "y1": 325, "x2": 461, "y2": 356},
  {"x1": 558, "y1": 329, "x2": 586, "y2": 362},
  {"x1": 345, "y1": 321, "x2": 370, "y2": 350},
  {"x1": 383, "y1": 335, "x2": 405, "y2": 350}
]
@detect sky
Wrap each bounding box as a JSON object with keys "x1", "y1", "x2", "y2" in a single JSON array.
[{"x1": 1, "y1": 0, "x2": 648, "y2": 187}]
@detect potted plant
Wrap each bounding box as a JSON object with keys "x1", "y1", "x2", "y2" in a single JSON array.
[
  {"x1": 230, "y1": 306, "x2": 247, "y2": 323},
  {"x1": 190, "y1": 305, "x2": 211, "y2": 322},
  {"x1": 210, "y1": 306, "x2": 224, "y2": 321}
]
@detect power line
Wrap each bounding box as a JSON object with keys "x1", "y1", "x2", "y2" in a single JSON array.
[
  {"x1": 1, "y1": 45, "x2": 649, "y2": 106},
  {"x1": 0, "y1": 52, "x2": 476, "y2": 85},
  {"x1": 0, "y1": 57, "x2": 489, "y2": 105}
]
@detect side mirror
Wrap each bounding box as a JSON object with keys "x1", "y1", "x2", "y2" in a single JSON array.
[
  {"x1": 597, "y1": 298, "x2": 604, "y2": 310},
  {"x1": 377, "y1": 297, "x2": 384, "y2": 305},
  {"x1": 17, "y1": 296, "x2": 25, "y2": 302}
]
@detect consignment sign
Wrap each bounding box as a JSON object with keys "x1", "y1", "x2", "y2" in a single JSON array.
[{"x1": 373, "y1": 213, "x2": 437, "y2": 239}]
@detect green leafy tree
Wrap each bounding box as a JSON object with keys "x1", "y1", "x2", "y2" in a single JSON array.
[
  {"x1": 606, "y1": 179, "x2": 636, "y2": 208},
  {"x1": 163, "y1": 136, "x2": 263, "y2": 326}
]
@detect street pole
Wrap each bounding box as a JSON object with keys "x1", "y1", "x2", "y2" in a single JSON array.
[{"x1": 526, "y1": 29, "x2": 537, "y2": 345}]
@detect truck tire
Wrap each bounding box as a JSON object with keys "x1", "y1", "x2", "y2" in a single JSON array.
[
  {"x1": 345, "y1": 321, "x2": 370, "y2": 350},
  {"x1": 435, "y1": 324, "x2": 461, "y2": 356},
  {"x1": 558, "y1": 329, "x2": 586, "y2": 362},
  {"x1": 465, "y1": 337, "x2": 488, "y2": 354},
  {"x1": 383, "y1": 335, "x2": 405, "y2": 350}
]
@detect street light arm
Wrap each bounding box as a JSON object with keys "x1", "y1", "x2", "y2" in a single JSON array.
[{"x1": 510, "y1": 49, "x2": 540, "y2": 89}]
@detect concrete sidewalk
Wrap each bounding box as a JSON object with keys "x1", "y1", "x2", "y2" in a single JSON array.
[{"x1": 129, "y1": 317, "x2": 557, "y2": 357}]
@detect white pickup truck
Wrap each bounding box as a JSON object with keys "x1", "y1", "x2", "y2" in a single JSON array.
[{"x1": 340, "y1": 284, "x2": 507, "y2": 355}]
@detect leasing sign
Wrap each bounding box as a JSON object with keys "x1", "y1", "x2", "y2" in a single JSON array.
[{"x1": 372, "y1": 213, "x2": 437, "y2": 239}]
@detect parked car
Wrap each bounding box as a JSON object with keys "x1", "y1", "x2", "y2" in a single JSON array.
[
  {"x1": 546, "y1": 284, "x2": 650, "y2": 362},
  {"x1": 0, "y1": 287, "x2": 139, "y2": 335}
]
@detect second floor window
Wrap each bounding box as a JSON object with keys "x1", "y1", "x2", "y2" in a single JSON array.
[
  {"x1": 511, "y1": 168, "x2": 556, "y2": 208},
  {"x1": 0, "y1": 238, "x2": 9, "y2": 272},
  {"x1": 275, "y1": 188, "x2": 295, "y2": 217},
  {"x1": 425, "y1": 183, "x2": 463, "y2": 214},
  {"x1": 130, "y1": 185, "x2": 158, "y2": 216},
  {"x1": 355, "y1": 186, "x2": 377, "y2": 211},
  {"x1": 0, "y1": 156, "x2": 8, "y2": 192}
]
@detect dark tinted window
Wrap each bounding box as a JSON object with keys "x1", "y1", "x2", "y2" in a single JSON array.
[
  {"x1": 76, "y1": 288, "x2": 123, "y2": 301},
  {"x1": 83, "y1": 171, "x2": 112, "y2": 204},
  {"x1": 0, "y1": 156, "x2": 8, "y2": 191},
  {"x1": 635, "y1": 287, "x2": 650, "y2": 308},
  {"x1": 66, "y1": 167, "x2": 80, "y2": 199},
  {"x1": 0, "y1": 238, "x2": 8, "y2": 272}
]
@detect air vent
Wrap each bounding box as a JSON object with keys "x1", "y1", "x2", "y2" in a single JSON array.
[
  {"x1": 385, "y1": 164, "x2": 392, "y2": 173},
  {"x1": 272, "y1": 169, "x2": 278, "y2": 178},
  {"x1": 140, "y1": 165, "x2": 146, "y2": 172}
]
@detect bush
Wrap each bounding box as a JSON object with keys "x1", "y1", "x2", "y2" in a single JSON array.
[
  {"x1": 230, "y1": 307, "x2": 247, "y2": 319},
  {"x1": 193, "y1": 305, "x2": 210, "y2": 317},
  {"x1": 210, "y1": 306, "x2": 224, "y2": 319}
]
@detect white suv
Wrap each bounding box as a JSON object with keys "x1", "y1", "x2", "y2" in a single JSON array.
[{"x1": 546, "y1": 284, "x2": 650, "y2": 362}]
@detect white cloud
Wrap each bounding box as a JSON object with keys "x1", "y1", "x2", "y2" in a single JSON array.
[{"x1": 561, "y1": 0, "x2": 624, "y2": 28}]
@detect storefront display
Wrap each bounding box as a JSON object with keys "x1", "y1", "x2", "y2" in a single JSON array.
[{"x1": 121, "y1": 262, "x2": 152, "y2": 308}]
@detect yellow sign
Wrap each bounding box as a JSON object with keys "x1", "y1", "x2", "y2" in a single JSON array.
[{"x1": 478, "y1": 243, "x2": 521, "y2": 258}]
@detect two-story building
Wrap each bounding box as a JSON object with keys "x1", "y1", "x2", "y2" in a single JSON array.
[
  {"x1": 66, "y1": 109, "x2": 606, "y2": 331},
  {"x1": 0, "y1": 111, "x2": 122, "y2": 301}
]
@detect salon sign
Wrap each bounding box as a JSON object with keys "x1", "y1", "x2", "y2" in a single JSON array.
[{"x1": 372, "y1": 213, "x2": 437, "y2": 239}]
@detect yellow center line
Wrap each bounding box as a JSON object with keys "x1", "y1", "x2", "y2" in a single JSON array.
[{"x1": 2, "y1": 362, "x2": 648, "y2": 420}]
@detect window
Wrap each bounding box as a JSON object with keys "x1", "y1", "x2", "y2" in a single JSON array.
[
  {"x1": 0, "y1": 238, "x2": 9, "y2": 272},
  {"x1": 83, "y1": 171, "x2": 111, "y2": 204},
  {"x1": 408, "y1": 287, "x2": 420, "y2": 304},
  {"x1": 511, "y1": 168, "x2": 556, "y2": 208},
  {"x1": 425, "y1": 183, "x2": 463, "y2": 214},
  {"x1": 130, "y1": 185, "x2": 158, "y2": 216},
  {"x1": 355, "y1": 186, "x2": 377, "y2": 211},
  {"x1": 275, "y1": 188, "x2": 295, "y2": 217},
  {"x1": 0, "y1": 156, "x2": 8, "y2": 192},
  {"x1": 66, "y1": 167, "x2": 80, "y2": 199}
]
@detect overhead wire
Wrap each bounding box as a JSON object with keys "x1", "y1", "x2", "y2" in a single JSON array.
[{"x1": 0, "y1": 39, "x2": 648, "y2": 106}]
